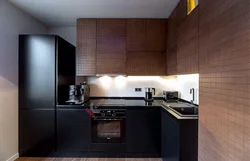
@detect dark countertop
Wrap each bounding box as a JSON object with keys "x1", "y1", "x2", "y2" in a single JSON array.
[
  {"x1": 57, "y1": 97, "x2": 198, "y2": 120},
  {"x1": 57, "y1": 97, "x2": 163, "y2": 109}
]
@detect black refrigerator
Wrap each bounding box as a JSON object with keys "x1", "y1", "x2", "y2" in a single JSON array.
[{"x1": 19, "y1": 35, "x2": 75, "y2": 156}]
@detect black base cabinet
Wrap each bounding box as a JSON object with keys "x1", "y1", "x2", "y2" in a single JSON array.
[
  {"x1": 126, "y1": 107, "x2": 161, "y2": 156},
  {"x1": 19, "y1": 109, "x2": 55, "y2": 157},
  {"x1": 161, "y1": 109, "x2": 179, "y2": 161},
  {"x1": 161, "y1": 109, "x2": 198, "y2": 161},
  {"x1": 56, "y1": 109, "x2": 91, "y2": 153}
]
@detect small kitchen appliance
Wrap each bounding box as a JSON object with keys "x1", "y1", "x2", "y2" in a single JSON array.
[
  {"x1": 69, "y1": 85, "x2": 81, "y2": 101},
  {"x1": 67, "y1": 82, "x2": 90, "y2": 104},
  {"x1": 163, "y1": 91, "x2": 179, "y2": 102},
  {"x1": 80, "y1": 82, "x2": 90, "y2": 102},
  {"x1": 145, "y1": 87, "x2": 156, "y2": 102}
]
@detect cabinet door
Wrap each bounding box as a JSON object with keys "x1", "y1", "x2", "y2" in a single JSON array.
[
  {"x1": 127, "y1": 19, "x2": 146, "y2": 51},
  {"x1": 57, "y1": 37, "x2": 76, "y2": 104},
  {"x1": 176, "y1": 8, "x2": 199, "y2": 74},
  {"x1": 19, "y1": 36, "x2": 56, "y2": 110},
  {"x1": 146, "y1": 20, "x2": 167, "y2": 51},
  {"x1": 167, "y1": 46, "x2": 177, "y2": 75},
  {"x1": 19, "y1": 109, "x2": 55, "y2": 156},
  {"x1": 77, "y1": 19, "x2": 96, "y2": 76},
  {"x1": 57, "y1": 109, "x2": 91, "y2": 152},
  {"x1": 166, "y1": 6, "x2": 178, "y2": 76},
  {"x1": 167, "y1": 10, "x2": 178, "y2": 50},
  {"x1": 126, "y1": 52, "x2": 166, "y2": 76},
  {"x1": 126, "y1": 108, "x2": 161, "y2": 154},
  {"x1": 96, "y1": 19, "x2": 126, "y2": 74},
  {"x1": 166, "y1": 0, "x2": 188, "y2": 76},
  {"x1": 161, "y1": 110, "x2": 179, "y2": 161}
]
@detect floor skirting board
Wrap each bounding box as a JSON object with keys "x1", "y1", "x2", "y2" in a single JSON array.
[
  {"x1": 16, "y1": 157, "x2": 162, "y2": 161},
  {"x1": 6, "y1": 153, "x2": 19, "y2": 161}
]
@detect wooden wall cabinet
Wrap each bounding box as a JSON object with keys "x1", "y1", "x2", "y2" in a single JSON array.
[
  {"x1": 127, "y1": 19, "x2": 167, "y2": 76},
  {"x1": 77, "y1": 19, "x2": 167, "y2": 76},
  {"x1": 167, "y1": 9, "x2": 178, "y2": 75},
  {"x1": 175, "y1": 0, "x2": 188, "y2": 26},
  {"x1": 126, "y1": 52, "x2": 166, "y2": 76},
  {"x1": 77, "y1": 19, "x2": 96, "y2": 76},
  {"x1": 127, "y1": 20, "x2": 147, "y2": 52},
  {"x1": 166, "y1": 46, "x2": 177, "y2": 75},
  {"x1": 127, "y1": 19, "x2": 166, "y2": 52},
  {"x1": 96, "y1": 19, "x2": 127, "y2": 74},
  {"x1": 146, "y1": 20, "x2": 167, "y2": 52},
  {"x1": 176, "y1": 8, "x2": 199, "y2": 74},
  {"x1": 167, "y1": 1, "x2": 198, "y2": 75}
]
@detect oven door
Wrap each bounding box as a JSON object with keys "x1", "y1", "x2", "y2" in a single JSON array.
[
  {"x1": 91, "y1": 117, "x2": 126, "y2": 152},
  {"x1": 92, "y1": 118, "x2": 125, "y2": 143}
]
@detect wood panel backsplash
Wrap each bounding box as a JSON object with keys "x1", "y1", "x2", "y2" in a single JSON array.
[{"x1": 199, "y1": 0, "x2": 250, "y2": 160}]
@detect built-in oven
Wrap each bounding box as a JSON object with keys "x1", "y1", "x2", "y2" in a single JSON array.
[{"x1": 91, "y1": 108, "x2": 126, "y2": 152}]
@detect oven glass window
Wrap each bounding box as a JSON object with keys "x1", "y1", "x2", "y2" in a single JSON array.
[
  {"x1": 92, "y1": 120, "x2": 125, "y2": 143},
  {"x1": 97, "y1": 121, "x2": 121, "y2": 138}
]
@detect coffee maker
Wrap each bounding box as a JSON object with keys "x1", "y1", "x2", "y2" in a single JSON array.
[
  {"x1": 80, "y1": 82, "x2": 90, "y2": 102},
  {"x1": 67, "y1": 82, "x2": 90, "y2": 104},
  {"x1": 163, "y1": 91, "x2": 179, "y2": 102},
  {"x1": 145, "y1": 87, "x2": 156, "y2": 102},
  {"x1": 69, "y1": 85, "x2": 81, "y2": 102}
]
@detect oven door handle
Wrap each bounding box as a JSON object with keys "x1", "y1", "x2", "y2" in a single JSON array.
[{"x1": 93, "y1": 118, "x2": 123, "y2": 121}]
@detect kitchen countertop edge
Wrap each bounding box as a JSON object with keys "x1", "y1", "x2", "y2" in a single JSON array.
[{"x1": 56, "y1": 98, "x2": 198, "y2": 120}]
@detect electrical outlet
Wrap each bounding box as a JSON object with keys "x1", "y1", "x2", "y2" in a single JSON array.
[{"x1": 135, "y1": 88, "x2": 142, "y2": 92}]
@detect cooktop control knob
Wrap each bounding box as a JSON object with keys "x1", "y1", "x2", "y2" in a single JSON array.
[
  {"x1": 101, "y1": 111, "x2": 106, "y2": 117},
  {"x1": 112, "y1": 113, "x2": 116, "y2": 117},
  {"x1": 106, "y1": 110, "x2": 111, "y2": 116}
]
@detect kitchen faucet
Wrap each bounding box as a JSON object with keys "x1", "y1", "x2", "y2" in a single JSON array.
[{"x1": 190, "y1": 88, "x2": 195, "y2": 104}]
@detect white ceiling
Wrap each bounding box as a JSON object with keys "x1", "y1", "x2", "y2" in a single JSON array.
[{"x1": 9, "y1": 0, "x2": 180, "y2": 27}]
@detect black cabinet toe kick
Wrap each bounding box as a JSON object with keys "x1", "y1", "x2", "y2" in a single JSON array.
[{"x1": 53, "y1": 152, "x2": 161, "y2": 158}]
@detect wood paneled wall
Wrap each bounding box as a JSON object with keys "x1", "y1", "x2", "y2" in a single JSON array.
[{"x1": 198, "y1": 0, "x2": 250, "y2": 160}]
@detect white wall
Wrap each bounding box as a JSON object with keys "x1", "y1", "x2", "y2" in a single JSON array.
[
  {"x1": 48, "y1": 26, "x2": 76, "y2": 46},
  {"x1": 85, "y1": 75, "x2": 199, "y2": 104},
  {"x1": 177, "y1": 74, "x2": 199, "y2": 104},
  {"x1": 0, "y1": 1, "x2": 47, "y2": 160},
  {"x1": 86, "y1": 76, "x2": 177, "y2": 97}
]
